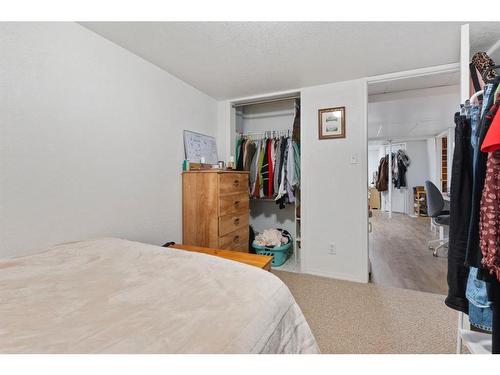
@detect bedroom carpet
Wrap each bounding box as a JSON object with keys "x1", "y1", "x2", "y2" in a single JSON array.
[{"x1": 274, "y1": 270, "x2": 458, "y2": 354}]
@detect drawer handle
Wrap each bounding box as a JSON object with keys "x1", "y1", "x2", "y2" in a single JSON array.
[
  {"x1": 233, "y1": 218, "x2": 240, "y2": 225},
  {"x1": 233, "y1": 235, "x2": 240, "y2": 243},
  {"x1": 233, "y1": 179, "x2": 240, "y2": 187},
  {"x1": 234, "y1": 200, "x2": 240, "y2": 207}
]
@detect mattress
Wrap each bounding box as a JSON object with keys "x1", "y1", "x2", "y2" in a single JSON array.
[{"x1": 0, "y1": 238, "x2": 319, "y2": 353}]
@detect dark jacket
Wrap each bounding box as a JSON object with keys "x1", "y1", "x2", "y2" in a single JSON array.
[{"x1": 376, "y1": 156, "x2": 388, "y2": 192}]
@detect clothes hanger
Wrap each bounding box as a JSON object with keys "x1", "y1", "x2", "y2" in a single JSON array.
[
  {"x1": 469, "y1": 90, "x2": 484, "y2": 103},
  {"x1": 468, "y1": 90, "x2": 484, "y2": 111},
  {"x1": 464, "y1": 99, "x2": 472, "y2": 119},
  {"x1": 460, "y1": 104, "x2": 467, "y2": 117}
]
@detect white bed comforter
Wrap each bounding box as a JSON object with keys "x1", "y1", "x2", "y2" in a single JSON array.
[{"x1": 0, "y1": 238, "x2": 319, "y2": 353}]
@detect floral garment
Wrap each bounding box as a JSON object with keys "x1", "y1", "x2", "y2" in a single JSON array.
[{"x1": 480, "y1": 150, "x2": 500, "y2": 280}]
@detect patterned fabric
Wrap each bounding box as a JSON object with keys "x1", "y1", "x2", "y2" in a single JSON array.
[
  {"x1": 466, "y1": 90, "x2": 500, "y2": 268},
  {"x1": 472, "y1": 52, "x2": 497, "y2": 82},
  {"x1": 480, "y1": 150, "x2": 500, "y2": 280}
]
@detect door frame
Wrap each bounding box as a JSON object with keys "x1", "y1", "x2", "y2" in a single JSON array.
[{"x1": 363, "y1": 62, "x2": 460, "y2": 280}]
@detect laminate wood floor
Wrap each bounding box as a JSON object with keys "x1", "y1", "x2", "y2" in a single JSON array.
[{"x1": 369, "y1": 210, "x2": 448, "y2": 294}]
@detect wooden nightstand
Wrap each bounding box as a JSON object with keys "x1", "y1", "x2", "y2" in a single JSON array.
[{"x1": 168, "y1": 243, "x2": 272, "y2": 271}]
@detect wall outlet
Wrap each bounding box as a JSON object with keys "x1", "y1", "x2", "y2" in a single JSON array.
[{"x1": 328, "y1": 243, "x2": 336, "y2": 255}]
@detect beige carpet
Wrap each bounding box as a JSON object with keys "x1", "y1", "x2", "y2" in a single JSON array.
[{"x1": 274, "y1": 270, "x2": 458, "y2": 354}]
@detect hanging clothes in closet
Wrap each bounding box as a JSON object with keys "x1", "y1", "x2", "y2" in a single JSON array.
[
  {"x1": 447, "y1": 51, "x2": 500, "y2": 353},
  {"x1": 235, "y1": 131, "x2": 300, "y2": 208},
  {"x1": 234, "y1": 99, "x2": 301, "y2": 209}
]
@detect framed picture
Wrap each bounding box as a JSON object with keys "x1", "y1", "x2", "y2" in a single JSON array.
[{"x1": 318, "y1": 106, "x2": 345, "y2": 139}]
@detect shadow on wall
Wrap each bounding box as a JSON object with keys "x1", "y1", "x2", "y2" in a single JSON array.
[{"x1": 249, "y1": 200, "x2": 296, "y2": 236}]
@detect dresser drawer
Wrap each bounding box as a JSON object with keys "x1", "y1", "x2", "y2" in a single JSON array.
[
  {"x1": 219, "y1": 211, "x2": 248, "y2": 237},
  {"x1": 218, "y1": 228, "x2": 249, "y2": 252},
  {"x1": 219, "y1": 173, "x2": 248, "y2": 195},
  {"x1": 219, "y1": 193, "x2": 249, "y2": 216}
]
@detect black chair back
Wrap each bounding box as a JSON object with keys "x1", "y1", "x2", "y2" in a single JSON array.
[{"x1": 425, "y1": 180, "x2": 444, "y2": 218}]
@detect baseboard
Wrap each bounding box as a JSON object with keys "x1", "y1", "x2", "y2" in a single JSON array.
[{"x1": 301, "y1": 267, "x2": 369, "y2": 284}]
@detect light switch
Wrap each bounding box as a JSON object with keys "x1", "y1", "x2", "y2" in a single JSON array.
[{"x1": 350, "y1": 153, "x2": 360, "y2": 164}]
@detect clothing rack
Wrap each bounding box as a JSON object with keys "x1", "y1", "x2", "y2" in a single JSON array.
[{"x1": 455, "y1": 73, "x2": 499, "y2": 354}]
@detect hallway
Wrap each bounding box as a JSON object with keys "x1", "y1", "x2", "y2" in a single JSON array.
[{"x1": 369, "y1": 210, "x2": 448, "y2": 294}]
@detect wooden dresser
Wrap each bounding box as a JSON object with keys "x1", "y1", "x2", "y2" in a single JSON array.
[{"x1": 182, "y1": 170, "x2": 250, "y2": 252}]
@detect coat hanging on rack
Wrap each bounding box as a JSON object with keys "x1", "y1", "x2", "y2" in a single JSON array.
[{"x1": 375, "y1": 150, "x2": 410, "y2": 192}]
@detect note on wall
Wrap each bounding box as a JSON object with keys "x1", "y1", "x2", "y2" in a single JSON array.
[{"x1": 183, "y1": 130, "x2": 218, "y2": 164}]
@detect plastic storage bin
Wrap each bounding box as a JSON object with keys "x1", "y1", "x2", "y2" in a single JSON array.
[{"x1": 252, "y1": 241, "x2": 292, "y2": 267}]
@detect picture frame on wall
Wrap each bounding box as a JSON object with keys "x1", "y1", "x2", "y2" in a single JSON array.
[{"x1": 318, "y1": 106, "x2": 345, "y2": 139}]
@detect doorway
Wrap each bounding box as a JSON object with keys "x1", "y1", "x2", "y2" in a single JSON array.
[{"x1": 366, "y1": 67, "x2": 460, "y2": 294}]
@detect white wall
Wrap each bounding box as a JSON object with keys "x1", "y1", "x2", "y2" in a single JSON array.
[
  {"x1": 238, "y1": 100, "x2": 295, "y2": 134},
  {"x1": 248, "y1": 201, "x2": 296, "y2": 238},
  {"x1": 368, "y1": 148, "x2": 379, "y2": 186},
  {"x1": 426, "y1": 137, "x2": 439, "y2": 188},
  {"x1": 0, "y1": 23, "x2": 218, "y2": 258},
  {"x1": 405, "y1": 140, "x2": 431, "y2": 214},
  {"x1": 301, "y1": 79, "x2": 368, "y2": 283}
]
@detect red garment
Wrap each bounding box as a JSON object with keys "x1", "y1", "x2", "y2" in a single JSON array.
[
  {"x1": 481, "y1": 95, "x2": 500, "y2": 152},
  {"x1": 480, "y1": 150, "x2": 500, "y2": 280},
  {"x1": 267, "y1": 139, "x2": 274, "y2": 197}
]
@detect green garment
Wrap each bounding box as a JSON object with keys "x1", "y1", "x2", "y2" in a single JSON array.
[
  {"x1": 495, "y1": 84, "x2": 500, "y2": 104},
  {"x1": 293, "y1": 142, "x2": 301, "y2": 187},
  {"x1": 235, "y1": 137, "x2": 242, "y2": 164}
]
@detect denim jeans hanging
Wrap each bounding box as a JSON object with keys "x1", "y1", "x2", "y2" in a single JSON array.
[{"x1": 466, "y1": 267, "x2": 493, "y2": 332}]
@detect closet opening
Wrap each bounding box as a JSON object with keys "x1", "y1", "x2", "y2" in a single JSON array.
[
  {"x1": 366, "y1": 69, "x2": 460, "y2": 294},
  {"x1": 232, "y1": 94, "x2": 301, "y2": 272}
]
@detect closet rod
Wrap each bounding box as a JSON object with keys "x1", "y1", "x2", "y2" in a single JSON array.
[
  {"x1": 236, "y1": 129, "x2": 293, "y2": 138},
  {"x1": 232, "y1": 95, "x2": 300, "y2": 108},
  {"x1": 240, "y1": 130, "x2": 290, "y2": 135}
]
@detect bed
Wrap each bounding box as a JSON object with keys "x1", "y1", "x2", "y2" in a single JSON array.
[{"x1": 0, "y1": 238, "x2": 319, "y2": 353}]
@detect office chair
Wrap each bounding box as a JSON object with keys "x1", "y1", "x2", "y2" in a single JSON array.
[{"x1": 425, "y1": 180, "x2": 450, "y2": 257}]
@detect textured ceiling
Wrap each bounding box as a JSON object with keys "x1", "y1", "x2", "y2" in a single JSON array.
[{"x1": 80, "y1": 22, "x2": 500, "y2": 99}]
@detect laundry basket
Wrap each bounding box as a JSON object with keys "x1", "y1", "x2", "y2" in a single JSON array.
[{"x1": 252, "y1": 241, "x2": 292, "y2": 267}]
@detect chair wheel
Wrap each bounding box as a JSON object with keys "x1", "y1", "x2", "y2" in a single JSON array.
[{"x1": 433, "y1": 252, "x2": 438, "y2": 257}]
